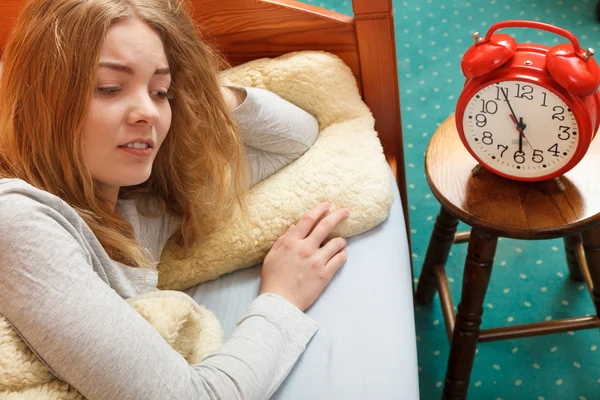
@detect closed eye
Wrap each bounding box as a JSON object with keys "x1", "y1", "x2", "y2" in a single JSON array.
[
  {"x1": 152, "y1": 90, "x2": 173, "y2": 101},
  {"x1": 96, "y1": 87, "x2": 121, "y2": 96}
]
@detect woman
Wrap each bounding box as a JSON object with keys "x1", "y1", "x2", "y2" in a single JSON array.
[{"x1": 0, "y1": 0, "x2": 350, "y2": 398}]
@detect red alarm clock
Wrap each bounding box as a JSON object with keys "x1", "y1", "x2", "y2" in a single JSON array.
[{"x1": 455, "y1": 20, "x2": 600, "y2": 182}]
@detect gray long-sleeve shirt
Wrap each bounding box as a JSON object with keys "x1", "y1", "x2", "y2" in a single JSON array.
[{"x1": 0, "y1": 87, "x2": 320, "y2": 399}]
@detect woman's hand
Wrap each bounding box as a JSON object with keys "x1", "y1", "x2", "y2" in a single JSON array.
[{"x1": 259, "y1": 202, "x2": 350, "y2": 311}]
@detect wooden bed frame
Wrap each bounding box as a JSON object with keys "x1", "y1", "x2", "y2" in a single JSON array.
[{"x1": 0, "y1": 0, "x2": 411, "y2": 253}]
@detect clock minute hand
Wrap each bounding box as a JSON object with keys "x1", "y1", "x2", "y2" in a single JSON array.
[
  {"x1": 518, "y1": 121, "x2": 524, "y2": 153},
  {"x1": 501, "y1": 87, "x2": 520, "y2": 125},
  {"x1": 502, "y1": 88, "x2": 530, "y2": 152},
  {"x1": 509, "y1": 114, "x2": 526, "y2": 153}
]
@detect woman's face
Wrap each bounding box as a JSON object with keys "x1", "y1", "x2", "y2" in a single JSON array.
[{"x1": 82, "y1": 18, "x2": 172, "y2": 201}]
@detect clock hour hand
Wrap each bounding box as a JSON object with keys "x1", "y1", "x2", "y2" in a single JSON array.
[
  {"x1": 509, "y1": 114, "x2": 527, "y2": 130},
  {"x1": 501, "y1": 87, "x2": 530, "y2": 144},
  {"x1": 510, "y1": 114, "x2": 531, "y2": 151}
]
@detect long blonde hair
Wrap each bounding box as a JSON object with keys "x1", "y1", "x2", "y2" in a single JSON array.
[{"x1": 0, "y1": 0, "x2": 246, "y2": 268}]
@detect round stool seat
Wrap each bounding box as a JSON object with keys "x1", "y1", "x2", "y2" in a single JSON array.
[{"x1": 425, "y1": 114, "x2": 600, "y2": 240}]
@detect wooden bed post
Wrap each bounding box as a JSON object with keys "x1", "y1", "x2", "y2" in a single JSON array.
[{"x1": 353, "y1": 0, "x2": 413, "y2": 282}]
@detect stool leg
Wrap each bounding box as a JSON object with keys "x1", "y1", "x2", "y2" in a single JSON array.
[
  {"x1": 415, "y1": 206, "x2": 459, "y2": 304},
  {"x1": 564, "y1": 235, "x2": 585, "y2": 281},
  {"x1": 443, "y1": 229, "x2": 498, "y2": 400},
  {"x1": 582, "y1": 226, "x2": 600, "y2": 316}
]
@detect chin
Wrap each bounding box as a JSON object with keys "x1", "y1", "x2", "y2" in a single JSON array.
[
  {"x1": 123, "y1": 177, "x2": 152, "y2": 188},
  {"x1": 118, "y1": 171, "x2": 153, "y2": 188}
]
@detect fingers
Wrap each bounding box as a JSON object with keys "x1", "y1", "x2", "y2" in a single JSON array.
[
  {"x1": 323, "y1": 248, "x2": 348, "y2": 277},
  {"x1": 291, "y1": 202, "x2": 331, "y2": 239},
  {"x1": 318, "y1": 237, "x2": 347, "y2": 264},
  {"x1": 308, "y1": 208, "x2": 350, "y2": 245}
]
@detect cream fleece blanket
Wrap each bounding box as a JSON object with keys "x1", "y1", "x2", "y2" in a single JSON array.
[
  {"x1": 0, "y1": 291, "x2": 222, "y2": 399},
  {"x1": 158, "y1": 51, "x2": 394, "y2": 290}
]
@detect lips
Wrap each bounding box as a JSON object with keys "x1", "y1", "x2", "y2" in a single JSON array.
[
  {"x1": 118, "y1": 138, "x2": 155, "y2": 149},
  {"x1": 118, "y1": 146, "x2": 153, "y2": 157}
]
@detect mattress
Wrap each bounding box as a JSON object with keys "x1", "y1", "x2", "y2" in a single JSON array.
[{"x1": 185, "y1": 171, "x2": 419, "y2": 399}]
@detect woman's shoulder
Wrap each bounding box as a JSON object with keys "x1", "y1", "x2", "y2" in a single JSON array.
[
  {"x1": 0, "y1": 178, "x2": 66, "y2": 214},
  {"x1": 0, "y1": 178, "x2": 81, "y2": 234},
  {"x1": 0, "y1": 178, "x2": 102, "y2": 274}
]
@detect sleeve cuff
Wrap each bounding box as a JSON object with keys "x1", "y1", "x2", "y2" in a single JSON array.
[
  {"x1": 225, "y1": 85, "x2": 251, "y2": 113},
  {"x1": 241, "y1": 293, "x2": 318, "y2": 348}
]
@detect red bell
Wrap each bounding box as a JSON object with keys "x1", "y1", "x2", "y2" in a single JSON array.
[
  {"x1": 461, "y1": 33, "x2": 517, "y2": 79},
  {"x1": 546, "y1": 44, "x2": 600, "y2": 97}
]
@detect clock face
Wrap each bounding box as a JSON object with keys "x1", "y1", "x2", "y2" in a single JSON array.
[{"x1": 462, "y1": 80, "x2": 579, "y2": 178}]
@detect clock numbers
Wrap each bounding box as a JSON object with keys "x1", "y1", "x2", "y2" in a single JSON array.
[
  {"x1": 480, "y1": 99, "x2": 498, "y2": 114},
  {"x1": 495, "y1": 84, "x2": 535, "y2": 101},
  {"x1": 463, "y1": 80, "x2": 579, "y2": 179},
  {"x1": 548, "y1": 143, "x2": 560, "y2": 157},
  {"x1": 558, "y1": 126, "x2": 571, "y2": 140},
  {"x1": 475, "y1": 114, "x2": 487, "y2": 127},
  {"x1": 514, "y1": 83, "x2": 534, "y2": 100},
  {"x1": 504, "y1": 149, "x2": 545, "y2": 164},
  {"x1": 552, "y1": 106, "x2": 565, "y2": 121},
  {"x1": 541, "y1": 92, "x2": 548, "y2": 107},
  {"x1": 497, "y1": 144, "x2": 508, "y2": 157},
  {"x1": 514, "y1": 151, "x2": 525, "y2": 164},
  {"x1": 481, "y1": 131, "x2": 493, "y2": 145},
  {"x1": 490, "y1": 143, "x2": 551, "y2": 164},
  {"x1": 495, "y1": 86, "x2": 505, "y2": 101}
]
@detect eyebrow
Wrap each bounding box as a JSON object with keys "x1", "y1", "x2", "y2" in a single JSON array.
[{"x1": 98, "y1": 62, "x2": 170, "y2": 75}]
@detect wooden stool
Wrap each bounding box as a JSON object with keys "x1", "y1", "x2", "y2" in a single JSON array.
[{"x1": 415, "y1": 114, "x2": 600, "y2": 400}]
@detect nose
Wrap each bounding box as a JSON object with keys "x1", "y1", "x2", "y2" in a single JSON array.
[{"x1": 126, "y1": 92, "x2": 160, "y2": 126}]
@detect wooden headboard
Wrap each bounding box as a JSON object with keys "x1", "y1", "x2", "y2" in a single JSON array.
[{"x1": 0, "y1": 0, "x2": 410, "y2": 243}]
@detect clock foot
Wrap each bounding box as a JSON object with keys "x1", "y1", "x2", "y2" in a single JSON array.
[
  {"x1": 554, "y1": 176, "x2": 566, "y2": 192},
  {"x1": 471, "y1": 164, "x2": 483, "y2": 177}
]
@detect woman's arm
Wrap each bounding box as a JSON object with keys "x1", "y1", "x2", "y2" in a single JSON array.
[
  {"x1": 0, "y1": 186, "x2": 316, "y2": 400},
  {"x1": 222, "y1": 86, "x2": 320, "y2": 187},
  {"x1": 159, "y1": 88, "x2": 318, "y2": 239}
]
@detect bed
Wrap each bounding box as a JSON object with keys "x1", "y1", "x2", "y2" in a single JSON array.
[{"x1": 0, "y1": 0, "x2": 419, "y2": 398}]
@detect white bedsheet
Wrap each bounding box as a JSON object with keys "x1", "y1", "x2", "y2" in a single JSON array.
[{"x1": 185, "y1": 171, "x2": 419, "y2": 399}]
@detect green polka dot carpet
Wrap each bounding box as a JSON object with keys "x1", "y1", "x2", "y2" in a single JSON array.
[{"x1": 300, "y1": 0, "x2": 600, "y2": 398}]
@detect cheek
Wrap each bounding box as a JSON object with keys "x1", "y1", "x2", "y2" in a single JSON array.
[
  {"x1": 82, "y1": 109, "x2": 100, "y2": 156},
  {"x1": 156, "y1": 104, "x2": 173, "y2": 147},
  {"x1": 81, "y1": 101, "x2": 119, "y2": 159}
]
